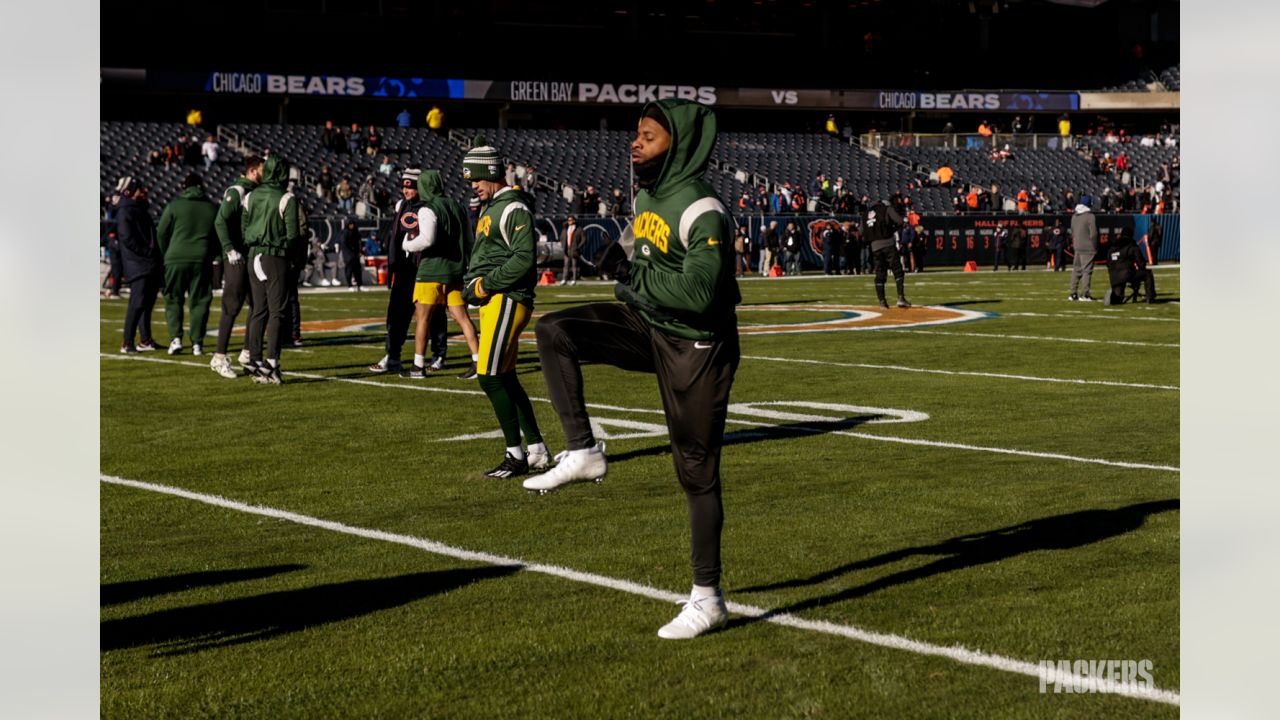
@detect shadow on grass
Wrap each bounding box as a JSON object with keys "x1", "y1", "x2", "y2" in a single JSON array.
[
  {"x1": 606, "y1": 416, "x2": 882, "y2": 464},
  {"x1": 728, "y1": 499, "x2": 1178, "y2": 629},
  {"x1": 101, "y1": 565, "x2": 520, "y2": 656},
  {"x1": 101, "y1": 564, "x2": 307, "y2": 607}
]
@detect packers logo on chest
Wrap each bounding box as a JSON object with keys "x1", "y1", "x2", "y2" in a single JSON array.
[
  {"x1": 634, "y1": 211, "x2": 671, "y2": 254},
  {"x1": 476, "y1": 215, "x2": 492, "y2": 239}
]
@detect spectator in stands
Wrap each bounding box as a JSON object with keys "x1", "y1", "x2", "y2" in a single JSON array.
[
  {"x1": 978, "y1": 120, "x2": 993, "y2": 138},
  {"x1": 789, "y1": 187, "x2": 807, "y2": 214},
  {"x1": 156, "y1": 173, "x2": 218, "y2": 355},
  {"x1": 737, "y1": 190, "x2": 755, "y2": 214},
  {"x1": 116, "y1": 178, "x2": 162, "y2": 353},
  {"x1": 781, "y1": 222, "x2": 802, "y2": 275},
  {"x1": 426, "y1": 105, "x2": 444, "y2": 133},
  {"x1": 1067, "y1": 194, "x2": 1099, "y2": 301},
  {"x1": 317, "y1": 165, "x2": 334, "y2": 200},
  {"x1": 365, "y1": 125, "x2": 381, "y2": 156},
  {"x1": 379, "y1": 155, "x2": 395, "y2": 176},
  {"x1": 524, "y1": 165, "x2": 538, "y2": 197},
  {"x1": 505, "y1": 162, "x2": 518, "y2": 187},
  {"x1": 1048, "y1": 218, "x2": 1067, "y2": 271},
  {"x1": 335, "y1": 177, "x2": 355, "y2": 212},
  {"x1": 953, "y1": 186, "x2": 967, "y2": 215},
  {"x1": 182, "y1": 135, "x2": 202, "y2": 167},
  {"x1": 1017, "y1": 188, "x2": 1029, "y2": 213},
  {"x1": 1012, "y1": 115, "x2": 1023, "y2": 134},
  {"x1": 359, "y1": 176, "x2": 377, "y2": 212},
  {"x1": 609, "y1": 188, "x2": 627, "y2": 217},
  {"x1": 147, "y1": 150, "x2": 164, "y2": 166},
  {"x1": 396, "y1": 109, "x2": 411, "y2": 128},
  {"x1": 760, "y1": 220, "x2": 778, "y2": 275},
  {"x1": 577, "y1": 185, "x2": 601, "y2": 216},
  {"x1": 769, "y1": 186, "x2": 784, "y2": 213},
  {"x1": 937, "y1": 165, "x2": 954, "y2": 186},
  {"x1": 322, "y1": 120, "x2": 343, "y2": 152},
  {"x1": 200, "y1": 134, "x2": 220, "y2": 171},
  {"x1": 825, "y1": 114, "x2": 838, "y2": 135},
  {"x1": 1058, "y1": 113, "x2": 1071, "y2": 142},
  {"x1": 755, "y1": 184, "x2": 769, "y2": 212},
  {"x1": 186, "y1": 108, "x2": 202, "y2": 127},
  {"x1": 347, "y1": 124, "x2": 363, "y2": 155}
]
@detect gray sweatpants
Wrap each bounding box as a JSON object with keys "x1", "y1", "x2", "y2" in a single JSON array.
[{"x1": 1069, "y1": 253, "x2": 1095, "y2": 296}]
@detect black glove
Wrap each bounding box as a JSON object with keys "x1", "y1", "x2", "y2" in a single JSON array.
[
  {"x1": 614, "y1": 283, "x2": 674, "y2": 323},
  {"x1": 597, "y1": 241, "x2": 632, "y2": 284},
  {"x1": 462, "y1": 276, "x2": 490, "y2": 306}
]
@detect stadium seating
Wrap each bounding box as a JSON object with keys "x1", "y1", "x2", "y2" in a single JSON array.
[
  {"x1": 101, "y1": 121, "x2": 1177, "y2": 219},
  {"x1": 1097, "y1": 64, "x2": 1180, "y2": 92}
]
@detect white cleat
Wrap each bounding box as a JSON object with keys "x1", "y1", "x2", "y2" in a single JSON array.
[
  {"x1": 527, "y1": 447, "x2": 552, "y2": 471},
  {"x1": 657, "y1": 590, "x2": 729, "y2": 640},
  {"x1": 167, "y1": 338, "x2": 183, "y2": 355},
  {"x1": 238, "y1": 348, "x2": 252, "y2": 367},
  {"x1": 522, "y1": 442, "x2": 608, "y2": 495},
  {"x1": 209, "y1": 353, "x2": 238, "y2": 379}
]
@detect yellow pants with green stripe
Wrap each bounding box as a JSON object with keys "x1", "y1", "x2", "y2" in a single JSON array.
[{"x1": 477, "y1": 294, "x2": 531, "y2": 376}]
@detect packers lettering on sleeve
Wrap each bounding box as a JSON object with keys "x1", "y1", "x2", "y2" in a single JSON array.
[
  {"x1": 476, "y1": 215, "x2": 492, "y2": 239},
  {"x1": 634, "y1": 211, "x2": 671, "y2": 254}
]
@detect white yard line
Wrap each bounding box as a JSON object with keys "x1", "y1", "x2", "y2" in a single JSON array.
[
  {"x1": 884, "y1": 329, "x2": 1179, "y2": 348},
  {"x1": 742, "y1": 355, "x2": 1178, "y2": 391},
  {"x1": 99, "y1": 474, "x2": 1180, "y2": 708},
  {"x1": 1001, "y1": 312, "x2": 1178, "y2": 323},
  {"x1": 100, "y1": 354, "x2": 1179, "y2": 472}
]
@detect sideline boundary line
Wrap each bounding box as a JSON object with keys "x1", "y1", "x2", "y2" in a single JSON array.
[
  {"x1": 885, "y1": 329, "x2": 1179, "y2": 348},
  {"x1": 743, "y1": 355, "x2": 1178, "y2": 391},
  {"x1": 99, "y1": 474, "x2": 1180, "y2": 707},
  {"x1": 100, "y1": 354, "x2": 1178, "y2": 472}
]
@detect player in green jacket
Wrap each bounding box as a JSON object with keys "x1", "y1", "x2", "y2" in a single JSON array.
[
  {"x1": 209, "y1": 155, "x2": 263, "y2": 378},
  {"x1": 240, "y1": 155, "x2": 300, "y2": 385},
  {"x1": 156, "y1": 173, "x2": 219, "y2": 356},
  {"x1": 459, "y1": 144, "x2": 550, "y2": 479},
  {"x1": 524, "y1": 99, "x2": 741, "y2": 639},
  {"x1": 400, "y1": 170, "x2": 481, "y2": 380}
]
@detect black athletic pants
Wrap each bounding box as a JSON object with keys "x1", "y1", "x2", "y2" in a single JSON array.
[
  {"x1": 872, "y1": 246, "x2": 906, "y2": 302},
  {"x1": 123, "y1": 271, "x2": 161, "y2": 346},
  {"x1": 385, "y1": 263, "x2": 446, "y2": 363},
  {"x1": 246, "y1": 254, "x2": 290, "y2": 362},
  {"x1": 344, "y1": 254, "x2": 363, "y2": 287},
  {"x1": 215, "y1": 258, "x2": 251, "y2": 355},
  {"x1": 535, "y1": 302, "x2": 740, "y2": 587}
]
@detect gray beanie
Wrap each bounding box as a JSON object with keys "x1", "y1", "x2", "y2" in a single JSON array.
[{"x1": 462, "y1": 146, "x2": 503, "y2": 182}]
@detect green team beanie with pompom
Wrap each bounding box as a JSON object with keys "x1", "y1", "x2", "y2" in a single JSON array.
[{"x1": 463, "y1": 144, "x2": 503, "y2": 182}]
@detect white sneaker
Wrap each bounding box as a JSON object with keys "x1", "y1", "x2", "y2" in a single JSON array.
[
  {"x1": 320, "y1": 278, "x2": 331, "y2": 287},
  {"x1": 527, "y1": 446, "x2": 551, "y2": 471},
  {"x1": 238, "y1": 348, "x2": 252, "y2": 366},
  {"x1": 348, "y1": 286, "x2": 357, "y2": 292},
  {"x1": 192, "y1": 343, "x2": 203, "y2": 356},
  {"x1": 522, "y1": 442, "x2": 608, "y2": 494},
  {"x1": 167, "y1": 338, "x2": 183, "y2": 355},
  {"x1": 209, "y1": 353, "x2": 237, "y2": 379},
  {"x1": 657, "y1": 590, "x2": 729, "y2": 640}
]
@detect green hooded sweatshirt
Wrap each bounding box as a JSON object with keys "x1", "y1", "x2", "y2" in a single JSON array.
[
  {"x1": 240, "y1": 156, "x2": 300, "y2": 258},
  {"x1": 629, "y1": 99, "x2": 740, "y2": 340},
  {"x1": 465, "y1": 185, "x2": 538, "y2": 306},
  {"x1": 214, "y1": 176, "x2": 258, "y2": 256},
  {"x1": 157, "y1": 186, "x2": 219, "y2": 265},
  {"x1": 412, "y1": 170, "x2": 471, "y2": 284}
]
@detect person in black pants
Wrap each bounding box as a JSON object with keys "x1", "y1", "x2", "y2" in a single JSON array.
[
  {"x1": 1048, "y1": 218, "x2": 1067, "y2": 271},
  {"x1": 524, "y1": 99, "x2": 741, "y2": 640},
  {"x1": 369, "y1": 170, "x2": 447, "y2": 373},
  {"x1": 861, "y1": 198, "x2": 910, "y2": 308},
  {"x1": 1011, "y1": 226, "x2": 1028, "y2": 271},
  {"x1": 116, "y1": 179, "x2": 162, "y2": 352},
  {"x1": 210, "y1": 155, "x2": 263, "y2": 377},
  {"x1": 341, "y1": 220, "x2": 365, "y2": 290}
]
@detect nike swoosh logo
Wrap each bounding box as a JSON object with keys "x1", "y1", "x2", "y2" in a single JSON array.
[
  {"x1": 694, "y1": 341, "x2": 713, "y2": 349},
  {"x1": 515, "y1": 224, "x2": 527, "y2": 231}
]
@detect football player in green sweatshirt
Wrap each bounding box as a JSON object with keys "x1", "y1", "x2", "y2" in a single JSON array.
[
  {"x1": 210, "y1": 155, "x2": 263, "y2": 378},
  {"x1": 524, "y1": 100, "x2": 741, "y2": 639},
  {"x1": 156, "y1": 173, "x2": 219, "y2": 356},
  {"x1": 460, "y1": 144, "x2": 551, "y2": 478}
]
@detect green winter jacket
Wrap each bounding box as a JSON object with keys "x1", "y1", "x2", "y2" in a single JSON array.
[
  {"x1": 465, "y1": 186, "x2": 538, "y2": 306},
  {"x1": 157, "y1": 186, "x2": 219, "y2": 265},
  {"x1": 241, "y1": 156, "x2": 300, "y2": 258},
  {"x1": 214, "y1": 176, "x2": 257, "y2": 256},
  {"x1": 410, "y1": 170, "x2": 471, "y2": 284},
  {"x1": 628, "y1": 99, "x2": 740, "y2": 340}
]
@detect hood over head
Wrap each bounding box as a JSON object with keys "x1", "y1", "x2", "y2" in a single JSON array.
[
  {"x1": 638, "y1": 99, "x2": 717, "y2": 197},
  {"x1": 417, "y1": 169, "x2": 445, "y2": 199},
  {"x1": 262, "y1": 156, "x2": 289, "y2": 187}
]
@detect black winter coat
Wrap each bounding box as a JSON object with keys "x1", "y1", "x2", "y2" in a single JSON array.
[{"x1": 116, "y1": 195, "x2": 161, "y2": 281}]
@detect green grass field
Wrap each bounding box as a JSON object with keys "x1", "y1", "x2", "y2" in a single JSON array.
[{"x1": 100, "y1": 265, "x2": 1180, "y2": 719}]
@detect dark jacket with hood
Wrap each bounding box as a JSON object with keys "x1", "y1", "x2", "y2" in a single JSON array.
[
  {"x1": 116, "y1": 194, "x2": 161, "y2": 281},
  {"x1": 157, "y1": 186, "x2": 219, "y2": 265},
  {"x1": 241, "y1": 156, "x2": 300, "y2": 258},
  {"x1": 403, "y1": 170, "x2": 471, "y2": 284},
  {"x1": 215, "y1": 176, "x2": 257, "y2": 256},
  {"x1": 628, "y1": 99, "x2": 740, "y2": 340}
]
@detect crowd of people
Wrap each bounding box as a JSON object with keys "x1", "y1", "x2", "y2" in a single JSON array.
[{"x1": 146, "y1": 132, "x2": 222, "y2": 171}]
